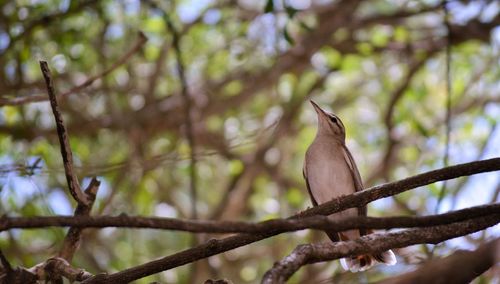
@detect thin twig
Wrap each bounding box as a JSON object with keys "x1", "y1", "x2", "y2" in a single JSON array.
[
  {"x1": 146, "y1": 4, "x2": 200, "y2": 282},
  {"x1": 449, "y1": 122, "x2": 497, "y2": 210},
  {"x1": 39, "y1": 61, "x2": 88, "y2": 206},
  {"x1": 1, "y1": 33, "x2": 147, "y2": 106},
  {"x1": 147, "y1": 1, "x2": 198, "y2": 220},
  {"x1": 40, "y1": 61, "x2": 101, "y2": 262},
  {"x1": 60, "y1": 31, "x2": 147, "y2": 100},
  {"x1": 366, "y1": 54, "x2": 433, "y2": 185},
  {"x1": 166, "y1": 14, "x2": 198, "y2": 220},
  {"x1": 80, "y1": 158, "x2": 500, "y2": 284},
  {"x1": 435, "y1": 0, "x2": 453, "y2": 214}
]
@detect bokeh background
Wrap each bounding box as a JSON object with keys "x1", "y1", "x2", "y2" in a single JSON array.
[{"x1": 0, "y1": 0, "x2": 499, "y2": 283}]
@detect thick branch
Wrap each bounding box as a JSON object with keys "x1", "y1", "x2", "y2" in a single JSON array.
[
  {"x1": 0, "y1": 203, "x2": 498, "y2": 234},
  {"x1": 261, "y1": 215, "x2": 499, "y2": 283},
  {"x1": 378, "y1": 238, "x2": 499, "y2": 284},
  {"x1": 81, "y1": 158, "x2": 500, "y2": 283},
  {"x1": 41, "y1": 258, "x2": 94, "y2": 283},
  {"x1": 59, "y1": 178, "x2": 100, "y2": 261},
  {"x1": 39, "y1": 61, "x2": 88, "y2": 206}
]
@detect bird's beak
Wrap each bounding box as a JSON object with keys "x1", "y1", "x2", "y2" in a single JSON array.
[{"x1": 310, "y1": 100, "x2": 328, "y2": 119}]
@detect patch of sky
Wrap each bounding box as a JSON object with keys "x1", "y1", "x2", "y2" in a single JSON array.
[
  {"x1": 448, "y1": 1, "x2": 479, "y2": 23},
  {"x1": 2, "y1": 176, "x2": 39, "y2": 206},
  {"x1": 479, "y1": 1, "x2": 499, "y2": 23},
  {"x1": 177, "y1": 0, "x2": 214, "y2": 23},
  {"x1": 59, "y1": 0, "x2": 70, "y2": 12},
  {"x1": 0, "y1": 32, "x2": 10, "y2": 51},
  {"x1": 105, "y1": 24, "x2": 124, "y2": 40},
  {"x1": 5, "y1": 60, "x2": 16, "y2": 81},
  {"x1": 450, "y1": 0, "x2": 500, "y2": 25},
  {"x1": 203, "y1": 9, "x2": 221, "y2": 25},
  {"x1": 247, "y1": 13, "x2": 281, "y2": 55},
  {"x1": 370, "y1": 196, "x2": 394, "y2": 212},
  {"x1": 287, "y1": 0, "x2": 311, "y2": 10},
  {"x1": 48, "y1": 189, "x2": 72, "y2": 215},
  {"x1": 123, "y1": 0, "x2": 140, "y2": 15},
  {"x1": 154, "y1": 203, "x2": 178, "y2": 218}
]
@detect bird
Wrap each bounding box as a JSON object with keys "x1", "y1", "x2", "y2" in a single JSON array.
[{"x1": 303, "y1": 100, "x2": 396, "y2": 272}]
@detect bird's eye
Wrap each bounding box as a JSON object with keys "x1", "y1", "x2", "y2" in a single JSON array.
[{"x1": 329, "y1": 116, "x2": 337, "y2": 123}]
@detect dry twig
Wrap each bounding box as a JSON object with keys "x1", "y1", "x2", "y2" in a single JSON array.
[
  {"x1": 40, "y1": 61, "x2": 101, "y2": 264},
  {"x1": 40, "y1": 61, "x2": 88, "y2": 206}
]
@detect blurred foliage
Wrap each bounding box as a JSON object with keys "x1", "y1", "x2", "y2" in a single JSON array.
[{"x1": 0, "y1": 0, "x2": 499, "y2": 283}]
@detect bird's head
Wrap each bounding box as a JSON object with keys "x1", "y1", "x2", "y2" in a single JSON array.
[{"x1": 310, "y1": 100, "x2": 346, "y2": 141}]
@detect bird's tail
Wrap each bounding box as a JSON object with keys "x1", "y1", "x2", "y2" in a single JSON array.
[
  {"x1": 337, "y1": 232, "x2": 397, "y2": 272},
  {"x1": 340, "y1": 250, "x2": 397, "y2": 272}
]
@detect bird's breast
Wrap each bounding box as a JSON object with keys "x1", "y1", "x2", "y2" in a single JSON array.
[{"x1": 305, "y1": 140, "x2": 356, "y2": 204}]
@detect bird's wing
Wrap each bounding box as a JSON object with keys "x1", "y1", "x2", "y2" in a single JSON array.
[
  {"x1": 341, "y1": 145, "x2": 364, "y2": 192},
  {"x1": 303, "y1": 161, "x2": 339, "y2": 242},
  {"x1": 341, "y1": 144, "x2": 368, "y2": 232},
  {"x1": 302, "y1": 164, "x2": 318, "y2": 206}
]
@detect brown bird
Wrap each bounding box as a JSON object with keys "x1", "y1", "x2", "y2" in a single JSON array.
[{"x1": 303, "y1": 100, "x2": 396, "y2": 271}]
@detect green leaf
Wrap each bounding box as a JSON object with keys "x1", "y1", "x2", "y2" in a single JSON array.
[
  {"x1": 414, "y1": 119, "x2": 430, "y2": 137},
  {"x1": 283, "y1": 26, "x2": 294, "y2": 45},
  {"x1": 321, "y1": 47, "x2": 342, "y2": 68},
  {"x1": 340, "y1": 54, "x2": 361, "y2": 72},
  {"x1": 394, "y1": 26, "x2": 409, "y2": 42},
  {"x1": 143, "y1": 17, "x2": 165, "y2": 33},
  {"x1": 223, "y1": 80, "x2": 243, "y2": 97},
  {"x1": 299, "y1": 20, "x2": 312, "y2": 32},
  {"x1": 228, "y1": 160, "x2": 244, "y2": 176},
  {"x1": 264, "y1": 0, "x2": 274, "y2": 13},
  {"x1": 286, "y1": 187, "x2": 303, "y2": 208},
  {"x1": 285, "y1": 6, "x2": 298, "y2": 18},
  {"x1": 356, "y1": 42, "x2": 373, "y2": 55}
]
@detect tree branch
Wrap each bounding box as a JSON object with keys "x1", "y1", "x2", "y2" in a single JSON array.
[
  {"x1": 40, "y1": 62, "x2": 101, "y2": 263},
  {"x1": 81, "y1": 158, "x2": 500, "y2": 283},
  {"x1": 0, "y1": 250, "x2": 13, "y2": 273},
  {"x1": 378, "y1": 238, "x2": 499, "y2": 284},
  {"x1": 40, "y1": 257, "x2": 94, "y2": 283},
  {"x1": 261, "y1": 215, "x2": 499, "y2": 283},
  {"x1": 0, "y1": 203, "x2": 497, "y2": 234},
  {"x1": 39, "y1": 61, "x2": 88, "y2": 206},
  {"x1": 58, "y1": 178, "x2": 100, "y2": 261}
]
